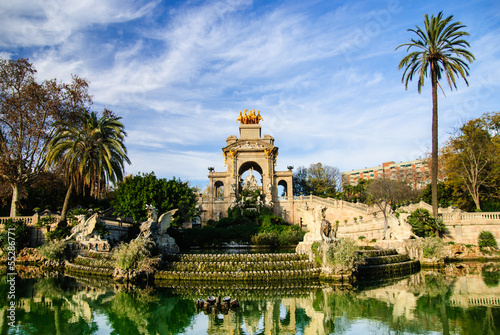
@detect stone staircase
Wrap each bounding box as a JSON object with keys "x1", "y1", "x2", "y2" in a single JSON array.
[
  {"x1": 156, "y1": 253, "x2": 320, "y2": 282},
  {"x1": 356, "y1": 249, "x2": 420, "y2": 279},
  {"x1": 64, "y1": 251, "x2": 114, "y2": 278},
  {"x1": 63, "y1": 249, "x2": 420, "y2": 284}
]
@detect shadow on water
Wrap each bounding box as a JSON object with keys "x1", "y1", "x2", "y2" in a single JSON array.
[{"x1": 1, "y1": 262, "x2": 500, "y2": 334}]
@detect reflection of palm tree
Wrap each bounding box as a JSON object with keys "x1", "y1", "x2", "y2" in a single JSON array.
[{"x1": 482, "y1": 307, "x2": 496, "y2": 335}]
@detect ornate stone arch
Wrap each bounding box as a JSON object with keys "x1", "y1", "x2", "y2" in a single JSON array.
[
  {"x1": 277, "y1": 179, "x2": 289, "y2": 197},
  {"x1": 214, "y1": 180, "x2": 224, "y2": 200},
  {"x1": 204, "y1": 110, "x2": 294, "y2": 225}
]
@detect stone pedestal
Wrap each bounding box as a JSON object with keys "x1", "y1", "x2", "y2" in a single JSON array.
[{"x1": 239, "y1": 124, "x2": 261, "y2": 139}]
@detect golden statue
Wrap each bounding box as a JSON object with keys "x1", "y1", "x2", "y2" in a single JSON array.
[{"x1": 237, "y1": 109, "x2": 262, "y2": 124}]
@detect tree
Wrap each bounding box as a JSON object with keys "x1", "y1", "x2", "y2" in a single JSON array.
[
  {"x1": 407, "y1": 208, "x2": 445, "y2": 237},
  {"x1": 441, "y1": 114, "x2": 500, "y2": 211},
  {"x1": 366, "y1": 179, "x2": 414, "y2": 239},
  {"x1": 0, "y1": 58, "x2": 90, "y2": 217},
  {"x1": 293, "y1": 163, "x2": 341, "y2": 197},
  {"x1": 45, "y1": 110, "x2": 130, "y2": 223},
  {"x1": 420, "y1": 182, "x2": 454, "y2": 209},
  {"x1": 292, "y1": 166, "x2": 309, "y2": 196},
  {"x1": 342, "y1": 179, "x2": 370, "y2": 203},
  {"x1": 111, "y1": 172, "x2": 198, "y2": 227},
  {"x1": 397, "y1": 12, "x2": 475, "y2": 217}
]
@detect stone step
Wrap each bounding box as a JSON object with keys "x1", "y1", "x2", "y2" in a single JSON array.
[
  {"x1": 65, "y1": 261, "x2": 113, "y2": 277},
  {"x1": 166, "y1": 253, "x2": 308, "y2": 263},
  {"x1": 362, "y1": 254, "x2": 411, "y2": 266},
  {"x1": 72, "y1": 255, "x2": 115, "y2": 269},
  {"x1": 357, "y1": 249, "x2": 398, "y2": 257},
  {"x1": 155, "y1": 268, "x2": 321, "y2": 282},
  {"x1": 356, "y1": 260, "x2": 420, "y2": 278},
  {"x1": 166, "y1": 259, "x2": 314, "y2": 272}
]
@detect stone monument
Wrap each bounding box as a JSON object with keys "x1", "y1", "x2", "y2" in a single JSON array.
[
  {"x1": 136, "y1": 205, "x2": 179, "y2": 254},
  {"x1": 66, "y1": 213, "x2": 110, "y2": 251},
  {"x1": 204, "y1": 109, "x2": 294, "y2": 224}
]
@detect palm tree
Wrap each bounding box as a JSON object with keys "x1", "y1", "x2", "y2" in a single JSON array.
[
  {"x1": 45, "y1": 110, "x2": 131, "y2": 223},
  {"x1": 396, "y1": 12, "x2": 474, "y2": 217}
]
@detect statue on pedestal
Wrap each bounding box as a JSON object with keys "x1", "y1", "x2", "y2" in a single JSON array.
[
  {"x1": 136, "y1": 205, "x2": 179, "y2": 254},
  {"x1": 243, "y1": 167, "x2": 258, "y2": 190}
]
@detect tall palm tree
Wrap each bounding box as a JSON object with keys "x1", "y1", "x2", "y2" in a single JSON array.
[
  {"x1": 45, "y1": 110, "x2": 131, "y2": 223},
  {"x1": 396, "y1": 12, "x2": 474, "y2": 217}
]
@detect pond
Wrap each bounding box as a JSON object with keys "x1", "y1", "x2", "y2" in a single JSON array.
[{"x1": 2, "y1": 262, "x2": 500, "y2": 335}]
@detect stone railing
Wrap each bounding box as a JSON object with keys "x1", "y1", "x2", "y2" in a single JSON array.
[
  {"x1": 439, "y1": 212, "x2": 500, "y2": 223},
  {"x1": 0, "y1": 216, "x2": 34, "y2": 226}
]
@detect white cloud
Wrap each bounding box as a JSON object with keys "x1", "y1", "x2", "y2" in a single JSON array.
[{"x1": 0, "y1": 0, "x2": 158, "y2": 47}]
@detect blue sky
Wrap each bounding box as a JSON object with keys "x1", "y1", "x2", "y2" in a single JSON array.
[{"x1": 1, "y1": 0, "x2": 499, "y2": 189}]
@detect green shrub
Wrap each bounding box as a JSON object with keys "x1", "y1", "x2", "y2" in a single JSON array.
[
  {"x1": 38, "y1": 240, "x2": 68, "y2": 260},
  {"x1": 45, "y1": 223, "x2": 72, "y2": 241},
  {"x1": 358, "y1": 236, "x2": 366, "y2": 240},
  {"x1": 250, "y1": 232, "x2": 279, "y2": 246},
  {"x1": 35, "y1": 216, "x2": 56, "y2": 228},
  {"x1": 478, "y1": 231, "x2": 498, "y2": 248},
  {"x1": 326, "y1": 238, "x2": 364, "y2": 273},
  {"x1": 0, "y1": 219, "x2": 30, "y2": 253},
  {"x1": 422, "y1": 236, "x2": 445, "y2": 259},
  {"x1": 407, "y1": 208, "x2": 446, "y2": 237},
  {"x1": 370, "y1": 239, "x2": 377, "y2": 243},
  {"x1": 311, "y1": 242, "x2": 322, "y2": 266},
  {"x1": 113, "y1": 238, "x2": 159, "y2": 274}
]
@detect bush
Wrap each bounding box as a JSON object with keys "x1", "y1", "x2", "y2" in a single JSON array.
[
  {"x1": 422, "y1": 236, "x2": 445, "y2": 259},
  {"x1": 407, "y1": 208, "x2": 446, "y2": 237},
  {"x1": 45, "y1": 222, "x2": 72, "y2": 241},
  {"x1": 250, "y1": 232, "x2": 279, "y2": 246},
  {"x1": 478, "y1": 231, "x2": 498, "y2": 248},
  {"x1": 326, "y1": 237, "x2": 364, "y2": 273},
  {"x1": 0, "y1": 219, "x2": 30, "y2": 253},
  {"x1": 113, "y1": 238, "x2": 159, "y2": 274},
  {"x1": 38, "y1": 240, "x2": 68, "y2": 260}
]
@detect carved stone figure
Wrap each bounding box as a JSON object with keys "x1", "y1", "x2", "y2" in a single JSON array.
[
  {"x1": 66, "y1": 213, "x2": 110, "y2": 251},
  {"x1": 243, "y1": 167, "x2": 258, "y2": 190},
  {"x1": 136, "y1": 205, "x2": 179, "y2": 254},
  {"x1": 230, "y1": 183, "x2": 237, "y2": 194},
  {"x1": 67, "y1": 213, "x2": 100, "y2": 242},
  {"x1": 320, "y1": 213, "x2": 339, "y2": 243}
]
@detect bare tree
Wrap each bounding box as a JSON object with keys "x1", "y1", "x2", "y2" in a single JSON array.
[{"x1": 366, "y1": 179, "x2": 415, "y2": 239}]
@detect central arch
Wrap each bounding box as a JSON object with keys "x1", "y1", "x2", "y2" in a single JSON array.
[{"x1": 238, "y1": 161, "x2": 263, "y2": 192}]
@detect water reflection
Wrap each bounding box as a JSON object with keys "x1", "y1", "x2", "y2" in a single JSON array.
[{"x1": 1, "y1": 262, "x2": 499, "y2": 335}]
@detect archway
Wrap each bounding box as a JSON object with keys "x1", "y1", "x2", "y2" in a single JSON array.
[
  {"x1": 238, "y1": 161, "x2": 263, "y2": 192},
  {"x1": 214, "y1": 180, "x2": 224, "y2": 200},
  {"x1": 278, "y1": 180, "x2": 288, "y2": 197}
]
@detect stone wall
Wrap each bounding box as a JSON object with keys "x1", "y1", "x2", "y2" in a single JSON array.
[{"x1": 288, "y1": 196, "x2": 500, "y2": 246}]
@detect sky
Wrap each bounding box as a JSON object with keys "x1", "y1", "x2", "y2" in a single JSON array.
[{"x1": 1, "y1": 0, "x2": 499, "y2": 189}]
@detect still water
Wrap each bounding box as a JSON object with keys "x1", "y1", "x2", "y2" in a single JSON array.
[{"x1": 2, "y1": 262, "x2": 500, "y2": 335}]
